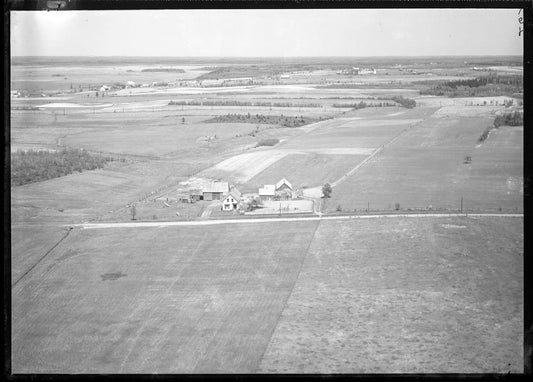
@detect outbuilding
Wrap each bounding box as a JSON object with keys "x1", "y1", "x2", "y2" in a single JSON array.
[
  {"x1": 259, "y1": 184, "x2": 276, "y2": 201},
  {"x1": 203, "y1": 182, "x2": 229, "y2": 201},
  {"x1": 189, "y1": 189, "x2": 203, "y2": 202}
]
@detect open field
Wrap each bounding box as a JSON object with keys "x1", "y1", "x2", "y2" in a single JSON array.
[
  {"x1": 12, "y1": 221, "x2": 320, "y2": 373},
  {"x1": 242, "y1": 153, "x2": 368, "y2": 192},
  {"x1": 12, "y1": 216, "x2": 522, "y2": 373},
  {"x1": 326, "y1": 114, "x2": 523, "y2": 212},
  {"x1": 259, "y1": 217, "x2": 523, "y2": 373}
]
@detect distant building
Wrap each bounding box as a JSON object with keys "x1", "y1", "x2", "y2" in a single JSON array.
[
  {"x1": 189, "y1": 189, "x2": 203, "y2": 202},
  {"x1": 125, "y1": 81, "x2": 136, "y2": 88},
  {"x1": 203, "y1": 181, "x2": 229, "y2": 201},
  {"x1": 280, "y1": 74, "x2": 291, "y2": 79},
  {"x1": 275, "y1": 178, "x2": 293, "y2": 192},
  {"x1": 222, "y1": 187, "x2": 242, "y2": 211},
  {"x1": 258, "y1": 178, "x2": 297, "y2": 202},
  {"x1": 259, "y1": 184, "x2": 276, "y2": 201}
]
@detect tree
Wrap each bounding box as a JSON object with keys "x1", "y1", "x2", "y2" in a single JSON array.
[
  {"x1": 182, "y1": 117, "x2": 185, "y2": 124},
  {"x1": 322, "y1": 183, "x2": 332, "y2": 198}
]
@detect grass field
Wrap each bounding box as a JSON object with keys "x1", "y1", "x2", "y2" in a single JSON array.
[
  {"x1": 327, "y1": 115, "x2": 523, "y2": 212},
  {"x1": 259, "y1": 217, "x2": 523, "y2": 373},
  {"x1": 12, "y1": 221, "x2": 319, "y2": 373},
  {"x1": 242, "y1": 153, "x2": 368, "y2": 191},
  {"x1": 12, "y1": 217, "x2": 522, "y2": 373}
]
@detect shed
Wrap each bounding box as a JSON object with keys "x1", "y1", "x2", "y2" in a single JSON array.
[
  {"x1": 189, "y1": 189, "x2": 203, "y2": 202},
  {"x1": 259, "y1": 184, "x2": 276, "y2": 201},
  {"x1": 203, "y1": 181, "x2": 229, "y2": 201}
]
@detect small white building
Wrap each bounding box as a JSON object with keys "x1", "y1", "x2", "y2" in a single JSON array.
[
  {"x1": 125, "y1": 81, "x2": 136, "y2": 88},
  {"x1": 259, "y1": 184, "x2": 276, "y2": 201}
]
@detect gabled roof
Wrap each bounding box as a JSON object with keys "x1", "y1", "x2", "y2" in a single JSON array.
[
  {"x1": 259, "y1": 184, "x2": 275, "y2": 196},
  {"x1": 275, "y1": 178, "x2": 293, "y2": 191},
  {"x1": 189, "y1": 188, "x2": 203, "y2": 195},
  {"x1": 223, "y1": 187, "x2": 241, "y2": 201},
  {"x1": 203, "y1": 181, "x2": 229, "y2": 193}
]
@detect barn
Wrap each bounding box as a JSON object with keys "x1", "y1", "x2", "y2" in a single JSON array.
[
  {"x1": 275, "y1": 178, "x2": 293, "y2": 192},
  {"x1": 203, "y1": 182, "x2": 229, "y2": 201}
]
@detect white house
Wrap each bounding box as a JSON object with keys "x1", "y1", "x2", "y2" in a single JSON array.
[
  {"x1": 222, "y1": 188, "x2": 242, "y2": 211},
  {"x1": 125, "y1": 81, "x2": 136, "y2": 88}
]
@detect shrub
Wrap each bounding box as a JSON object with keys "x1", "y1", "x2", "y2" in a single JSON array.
[
  {"x1": 322, "y1": 183, "x2": 332, "y2": 198},
  {"x1": 256, "y1": 138, "x2": 280, "y2": 147}
]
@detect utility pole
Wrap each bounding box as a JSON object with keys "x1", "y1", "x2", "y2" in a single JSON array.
[{"x1": 460, "y1": 196, "x2": 463, "y2": 213}]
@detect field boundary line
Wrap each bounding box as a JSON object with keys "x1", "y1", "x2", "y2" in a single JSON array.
[
  {"x1": 254, "y1": 219, "x2": 321, "y2": 372},
  {"x1": 330, "y1": 117, "x2": 421, "y2": 188},
  {"x1": 12, "y1": 227, "x2": 74, "y2": 287}
]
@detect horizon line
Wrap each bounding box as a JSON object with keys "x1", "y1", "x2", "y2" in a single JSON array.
[{"x1": 11, "y1": 54, "x2": 524, "y2": 58}]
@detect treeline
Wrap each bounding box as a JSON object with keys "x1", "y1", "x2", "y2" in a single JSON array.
[
  {"x1": 494, "y1": 111, "x2": 523, "y2": 127},
  {"x1": 169, "y1": 100, "x2": 321, "y2": 108},
  {"x1": 206, "y1": 113, "x2": 320, "y2": 127},
  {"x1": 141, "y1": 68, "x2": 185, "y2": 72},
  {"x1": 478, "y1": 111, "x2": 523, "y2": 144},
  {"x1": 420, "y1": 75, "x2": 522, "y2": 97},
  {"x1": 332, "y1": 96, "x2": 415, "y2": 109},
  {"x1": 11, "y1": 148, "x2": 114, "y2": 186},
  {"x1": 387, "y1": 96, "x2": 416, "y2": 108}
]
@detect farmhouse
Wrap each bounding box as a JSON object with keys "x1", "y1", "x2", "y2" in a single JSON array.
[
  {"x1": 258, "y1": 179, "x2": 298, "y2": 201},
  {"x1": 203, "y1": 181, "x2": 229, "y2": 201},
  {"x1": 125, "y1": 81, "x2": 136, "y2": 88},
  {"x1": 222, "y1": 187, "x2": 242, "y2": 211},
  {"x1": 259, "y1": 184, "x2": 276, "y2": 201}
]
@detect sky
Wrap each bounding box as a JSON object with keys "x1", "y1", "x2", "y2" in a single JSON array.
[{"x1": 11, "y1": 9, "x2": 523, "y2": 57}]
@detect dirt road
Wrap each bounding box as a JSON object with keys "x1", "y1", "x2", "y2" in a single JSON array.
[{"x1": 73, "y1": 212, "x2": 523, "y2": 230}]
